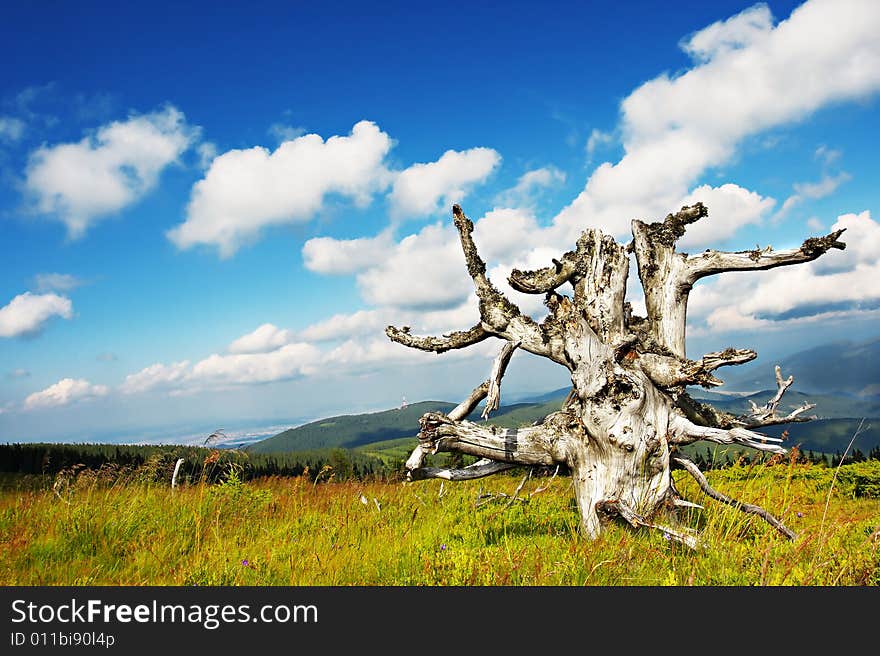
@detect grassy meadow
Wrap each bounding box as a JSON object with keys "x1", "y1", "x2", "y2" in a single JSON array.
[{"x1": 1, "y1": 456, "x2": 878, "y2": 586}]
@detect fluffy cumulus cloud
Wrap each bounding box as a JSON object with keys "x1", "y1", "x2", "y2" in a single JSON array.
[
  {"x1": 189, "y1": 342, "x2": 322, "y2": 386},
  {"x1": 298, "y1": 310, "x2": 384, "y2": 342},
  {"x1": 389, "y1": 147, "x2": 500, "y2": 219},
  {"x1": 552, "y1": 0, "x2": 880, "y2": 242},
  {"x1": 679, "y1": 2, "x2": 774, "y2": 62},
  {"x1": 25, "y1": 105, "x2": 197, "y2": 238},
  {"x1": 0, "y1": 292, "x2": 73, "y2": 338},
  {"x1": 112, "y1": 298, "x2": 501, "y2": 399},
  {"x1": 305, "y1": 210, "x2": 547, "y2": 317},
  {"x1": 302, "y1": 231, "x2": 394, "y2": 275},
  {"x1": 689, "y1": 211, "x2": 880, "y2": 334},
  {"x1": 168, "y1": 121, "x2": 394, "y2": 257},
  {"x1": 24, "y1": 378, "x2": 109, "y2": 410},
  {"x1": 472, "y1": 208, "x2": 544, "y2": 262},
  {"x1": 356, "y1": 223, "x2": 472, "y2": 310},
  {"x1": 227, "y1": 323, "x2": 294, "y2": 354},
  {"x1": 120, "y1": 361, "x2": 191, "y2": 395},
  {"x1": 677, "y1": 184, "x2": 776, "y2": 249},
  {"x1": 118, "y1": 327, "x2": 322, "y2": 395},
  {"x1": 301, "y1": 0, "x2": 880, "y2": 333}
]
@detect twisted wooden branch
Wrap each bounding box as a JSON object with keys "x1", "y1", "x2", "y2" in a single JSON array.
[{"x1": 673, "y1": 456, "x2": 796, "y2": 540}]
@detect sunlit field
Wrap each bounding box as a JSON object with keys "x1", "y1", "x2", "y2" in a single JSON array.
[{"x1": 1, "y1": 457, "x2": 877, "y2": 586}]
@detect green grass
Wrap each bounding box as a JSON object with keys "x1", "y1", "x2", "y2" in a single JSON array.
[{"x1": 0, "y1": 460, "x2": 877, "y2": 586}]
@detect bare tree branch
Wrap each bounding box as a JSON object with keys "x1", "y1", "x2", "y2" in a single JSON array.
[
  {"x1": 483, "y1": 341, "x2": 520, "y2": 419},
  {"x1": 385, "y1": 323, "x2": 490, "y2": 353},
  {"x1": 669, "y1": 414, "x2": 786, "y2": 454},
  {"x1": 673, "y1": 456, "x2": 796, "y2": 540},
  {"x1": 408, "y1": 458, "x2": 516, "y2": 481},
  {"x1": 404, "y1": 380, "x2": 491, "y2": 474},
  {"x1": 451, "y1": 204, "x2": 564, "y2": 363},
  {"x1": 638, "y1": 347, "x2": 757, "y2": 389},
  {"x1": 697, "y1": 348, "x2": 758, "y2": 373},
  {"x1": 509, "y1": 255, "x2": 577, "y2": 294},
  {"x1": 630, "y1": 205, "x2": 708, "y2": 358},
  {"x1": 418, "y1": 411, "x2": 561, "y2": 466},
  {"x1": 739, "y1": 365, "x2": 816, "y2": 427},
  {"x1": 686, "y1": 229, "x2": 847, "y2": 282},
  {"x1": 449, "y1": 381, "x2": 491, "y2": 422},
  {"x1": 596, "y1": 499, "x2": 702, "y2": 549},
  {"x1": 631, "y1": 203, "x2": 846, "y2": 360}
]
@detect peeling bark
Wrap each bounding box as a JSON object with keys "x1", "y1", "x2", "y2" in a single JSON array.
[{"x1": 387, "y1": 203, "x2": 844, "y2": 544}]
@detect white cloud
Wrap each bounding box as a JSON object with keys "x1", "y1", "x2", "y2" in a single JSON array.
[
  {"x1": 806, "y1": 217, "x2": 825, "y2": 232},
  {"x1": 777, "y1": 171, "x2": 851, "y2": 219},
  {"x1": 586, "y1": 129, "x2": 614, "y2": 158},
  {"x1": 302, "y1": 230, "x2": 394, "y2": 275},
  {"x1": 677, "y1": 183, "x2": 775, "y2": 249},
  {"x1": 299, "y1": 1, "x2": 880, "y2": 346},
  {"x1": 24, "y1": 378, "x2": 109, "y2": 410},
  {"x1": 389, "y1": 147, "x2": 500, "y2": 219},
  {"x1": 197, "y1": 142, "x2": 218, "y2": 169},
  {"x1": 120, "y1": 360, "x2": 191, "y2": 395},
  {"x1": 316, "y1": 207, "x2": 554, "y2": 318},
  {"x1": 814, "y1": 144, "x2": 841, "y2": 166},
  {"x1": 688, "y1": 210, "x2": 880, "y2": 333},
  {"x1": 0, "y1": 292, "x2": 73, "y2": 338},
  {"x1": 190, "y1": 342, "x2": 322, "y2": 386},
  {"x1": 323, "y1": 337, "x2": 424, "y2": 372},
  {"x1": 168, "y1": 120, "x2": 393, "y2": 257},
  {"x1": 33, "y1": 272, "x2": 86, "y2": 293},
  {"x1": 472, "y1": 208, "x2": 545, "y2": 263},
  {"x1": 299, "y1": 310, "x2": 384, "y2": 342},
  {"x1": 25, "y1": 105, "x2": 197, "y2": 238},
  {"x1": 679, "y1": 3, "x2": 774, "y2": 63},
  {"x1": 795, "y1": 172, "x2": 851, "y2": 199},
  {"x1": 7, "y1": 368, "x2": 30, "y2": 379},
  {"x1": 552, "y1": 0, "x2": 880, "y2": 243},
  {"x1": 356, "y1": 222, "x2": 472, "y2": 309},
  {"x1": 494, "y1": 167, "x2": 565, "y2": 208},
  {"x1": 0, "y1": 116, "x2": 25, "y2": 141},
  {"x1": 118, "y1": 343, "x2": 322, "y2": 396},
  {"x1": 227, "y1": 323, "x2": 294, "y2": 354},
  {"x1": 268, "y1": 123, "x2": 306, "y2": 143}
]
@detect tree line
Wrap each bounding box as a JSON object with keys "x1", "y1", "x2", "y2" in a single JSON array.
[
  {"x1": 0, "y1": 442, "x2": 398, "y2": 484},
  {"x1": 1, "y1": 441, "x2": 877, "y2": 486}
]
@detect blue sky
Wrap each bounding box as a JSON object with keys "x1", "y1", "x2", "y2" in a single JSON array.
[{"x1": 1, "y1": 0, "x2": 879, "y2": 443}]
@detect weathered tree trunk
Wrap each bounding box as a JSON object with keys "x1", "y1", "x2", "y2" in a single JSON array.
[{"x1": 387, "y1": 204, "x2": 845, "y2": 544}]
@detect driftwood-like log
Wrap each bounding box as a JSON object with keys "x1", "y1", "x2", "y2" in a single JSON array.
[{"x1": 387, "y1": 203, "x2": 844, "y2": 543}]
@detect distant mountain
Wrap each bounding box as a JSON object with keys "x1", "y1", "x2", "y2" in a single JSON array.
[
  {"x1": 247, "y1": 390, "x2": 572, "y2": 455},
  {"x1": 247, "y1": 401, "x2": 457, "y2": 454},
  {"x1": 247, "y1": 347, "x2": 880, "y2": 458},
  {"x1": 716, "y1": 336, "x2": 880, "y2": 396},
  {"x1": 689, "y1": 389, "x2": 880, "y2": 419}
]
